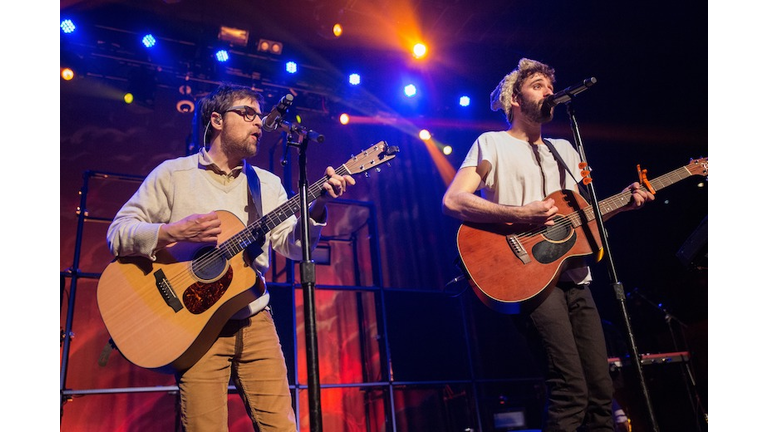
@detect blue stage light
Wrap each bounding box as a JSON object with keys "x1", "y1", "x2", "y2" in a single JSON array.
[
  {"x1": 349, "y1": 73, "x2": 361, "y2": 85},
  {"x1": 404, "y1": 84, "x2": 417, "y2": 97},
  {"x1": 61, "y1": 19, "x2": 76, "y2": 34},
  {"x1": 286, "y1": 61, "x2": 298, "y2": 73},
  {"x1": 141, "y1": 34, "x2": 157, "y2": 48},
  {"x1": 215, "y1": 50, "x2": 229, "y2": 62},
  {"x1": 459, "y1": 96, "x2": 470, "y2": 107}
]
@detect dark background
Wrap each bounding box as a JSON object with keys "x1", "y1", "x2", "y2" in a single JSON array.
[{"x1": 53, "y1": 0, "x2": 716, "y2": 430}]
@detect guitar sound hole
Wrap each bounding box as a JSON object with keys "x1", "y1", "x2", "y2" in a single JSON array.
[
  {"x1": 191, "y1": 247, "x2": 228, "y2": 281},
  {"x1": 544, "y1": 216, "x2": 571, "y2": 241}
]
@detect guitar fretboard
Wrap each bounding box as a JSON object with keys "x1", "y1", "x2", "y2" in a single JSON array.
[
  {"x1": 568, "y1": 163, "x2": 698, "y2": 228},
  {"x1": 216, "y1": 165, "x2": 350, "y2": 261}
]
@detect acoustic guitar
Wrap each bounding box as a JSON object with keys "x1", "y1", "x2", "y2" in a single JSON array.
[
  {"x1": 456, "y1": 157, "x2": 708, "y2": 313},
  {"x1": 97, "y1": 141, "x2": 398, "y2": 371}
]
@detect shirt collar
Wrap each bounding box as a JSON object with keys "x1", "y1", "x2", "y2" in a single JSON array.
[{"x1": 198, "y1": 147, "x2": 244, "y2": 177}]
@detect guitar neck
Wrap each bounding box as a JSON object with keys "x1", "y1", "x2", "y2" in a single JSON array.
[
  {"x1": 200, "y1": 140, "x2": 399, "y2": 260},
  {"x1": 579, "y1": 164, "x2": 697, "y2": 224},
  {"x1": 218, "y1": 165, "x2": 351, "y2": 259}
]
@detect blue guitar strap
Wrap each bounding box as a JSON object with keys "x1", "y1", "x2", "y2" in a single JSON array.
[{"x1": 243, "y1": 161, "x2": 263, "y2": 217}]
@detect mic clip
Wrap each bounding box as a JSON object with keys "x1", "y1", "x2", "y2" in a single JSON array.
[{"x1": 281, "y1": 120, "x2": 325, "y2": 143}]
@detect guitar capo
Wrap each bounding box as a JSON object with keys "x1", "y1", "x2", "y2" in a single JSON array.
[{"x1": 636, "y1": 164, "x2": 656, "y2": 194}]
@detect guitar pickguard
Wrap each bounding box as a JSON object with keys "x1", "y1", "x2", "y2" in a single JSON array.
[
  {"x1": 530, "y1": 222, "x2": 577, "y2": 264},
  {"x1": 182, "y1": 266, "x2": 234, "y2": 314}
]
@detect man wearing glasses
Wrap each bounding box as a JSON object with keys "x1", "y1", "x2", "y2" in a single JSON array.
[{"x1": 106, "y1": 83, "x2": 355, "y2": 431}]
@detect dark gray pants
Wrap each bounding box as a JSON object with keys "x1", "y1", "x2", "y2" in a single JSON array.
[{"x1": 528, "y1": 283, "x2": 615, "y2": 432}]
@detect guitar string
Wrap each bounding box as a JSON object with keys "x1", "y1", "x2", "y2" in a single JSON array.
[
  {"x1": 164, "y1": 144, "x2": 394, "y2": 286},
  {"x1": 514, "y1": 192, "x2": 630, "y2": 243},
  {"x1": 161, "y1": 173, "x2": 333, "y2": 290},
  {"x1": 513, "y1": 164, "x2": 698, "y2": 245},
  {"x1": 159, "y1": 165, "x2": 353, "y2": 297}
]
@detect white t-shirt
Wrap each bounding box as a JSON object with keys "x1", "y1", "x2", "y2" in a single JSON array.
[{"x1": 460, "y1": 131, "x2": 582, "y2": 205}]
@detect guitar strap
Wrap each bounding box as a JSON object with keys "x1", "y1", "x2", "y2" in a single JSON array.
[
  {"x1": 542, "y1": 139, "x2": 590, "y2": 202},
  {"x1": 243, "y1": 161, "x2": 267, "y2": 263},
  {"x1": 243, "y1": 160, "x2": 263, "y2": 217}
]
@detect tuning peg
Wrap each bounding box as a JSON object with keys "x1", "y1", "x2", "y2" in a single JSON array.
[
  {"x1": 364, "y1": 172, "x2": 370, "y2": 178},
  {"x1": 375, "y1": 167, "x2": 381, "y2": 173},
  {"x1": 387, "y1": 162, "x2": 392, "y2": 167}
]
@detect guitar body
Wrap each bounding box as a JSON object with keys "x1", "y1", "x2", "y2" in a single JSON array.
[
  {"x1": 457, "y1": 189, "x2": 603, "y2": 313},
  {"x1": 97, "y1": 210, "x2": 263, "y2": 372}
]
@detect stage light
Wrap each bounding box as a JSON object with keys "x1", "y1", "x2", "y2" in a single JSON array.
[
  {"x1": 124, "y1": 93, "x2": 134, "y2": 104},
  {"x1": 61, "y1": 68, "x2": 75, "y2": 81},
  {"x1": 412, "y1": 43, "x2": 427, "y2": 59},
  {"x1": 333, "y1": 23, "x2": 343, "y2": 37},
  {"x1": 459, "y1": 96, "x2": 470, "y2": 107},
  {"x1": 443, "y1": 146, "x2": 453, "y2": 155},
  {"x1": 141, "y1": 34, "x2": 157, "y2": 48},
  {"x1": 219, "y1": 26, "x2": 249, "y2": 46},
  {"x1": 215, "y1": 50, "x2": 229, "y2": 62},
  {"x1": 60, "y1": 19, "x2": 76, "y2": 34},
  {"x1": 404, "y1": 84, "x2": 417, "y2": 97},
  {"x1": 286, "y1": 61, "x2": 298, "y2": 73},
  {"x1": 349, "y1": 73, "x2": 361, "y2": 85},
  {"x1": 339, "y1": 113, "x2": 350, "y2": 125},
  {"x1": 419, "y1": 129, "x2": 431, "y2": 141},
  {"x1": 257, "y1": 39, "x2": 283, "y2": 55}
]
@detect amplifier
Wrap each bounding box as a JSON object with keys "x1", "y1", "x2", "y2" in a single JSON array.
[{"x1": 607, "y1": 351, "x2": 689, "y2": 369}]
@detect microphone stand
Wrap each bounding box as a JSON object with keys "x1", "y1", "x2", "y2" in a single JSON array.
[
  {"x1": 285, "y1": 126, "x2": 324, "y2": 432},
  {"x1": 564, "y1": 102, "x2": 660, "y2": 432}
]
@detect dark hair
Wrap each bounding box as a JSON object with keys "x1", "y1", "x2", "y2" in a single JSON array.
[{"x1": 196, "y1": 82, "x2": 264, "y2": 146}]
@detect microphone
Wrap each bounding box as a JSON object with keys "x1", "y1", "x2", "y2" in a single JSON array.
[
  {"x1": 261, "y1": 93, "x2": 294, "y2": 132},
  {"x1": 542, "y1": 77, "x2": 597, "y2": 110}
]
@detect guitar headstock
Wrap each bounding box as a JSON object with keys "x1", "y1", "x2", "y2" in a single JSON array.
[
  {"x1": 343, "y1": 141, "x2": 400, "y2": 176},
  {"x1": 686, "y1": 157, "x2": 708, "y2": 178}
]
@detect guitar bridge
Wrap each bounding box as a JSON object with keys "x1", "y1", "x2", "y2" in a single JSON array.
[
  {"x1": 154, "y1": 269, "x2": 183, "y2": 312},
  {"x1": 506, "y1": 235, "x2": 531, "y2": 264}
]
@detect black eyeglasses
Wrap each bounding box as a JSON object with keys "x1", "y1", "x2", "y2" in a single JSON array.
[{"x1": 224, "y1": 105, "x2": 261, "y2": 122}]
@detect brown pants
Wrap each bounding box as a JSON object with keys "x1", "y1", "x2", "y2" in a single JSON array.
[{"x1": 177, "y1": 310, "x2": 297, "y2": 431}]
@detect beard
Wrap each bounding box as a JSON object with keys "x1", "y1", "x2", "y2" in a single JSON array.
[
  {"x1": 519, "y1": 94, "x2": 553, "y2": 124},
  {"x1": 220, "y1": 127, "x2": 258, "y2": 159}
]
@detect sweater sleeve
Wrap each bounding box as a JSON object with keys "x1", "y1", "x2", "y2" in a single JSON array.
[{"x1": 106, "y1": 162, "x2": 174, "y2": 260}]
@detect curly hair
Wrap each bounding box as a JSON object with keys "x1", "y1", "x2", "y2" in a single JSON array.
[
  {"x1": 490, "y1": 58, "x2": 556, "y2": 124},
  {"x1": 197, "y1": 83, "x2": 264, "y2": 146}
]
